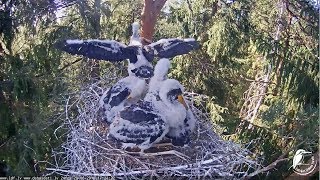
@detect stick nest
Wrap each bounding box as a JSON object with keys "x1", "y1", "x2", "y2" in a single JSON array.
[{"x1": 47, "y1": 73, "x2": 261, "y2": 178}]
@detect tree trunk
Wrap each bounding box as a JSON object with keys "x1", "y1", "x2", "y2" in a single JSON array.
[
  {"x1": 140, "y1": 0, "x2": 167, "y2": 45},
  {"x1": 240, "y1": 0, "x2": 286, "y2": 129},
  {"x1": 274, "y1": 6, "x2": 292, "y2": 96},
  {"x1": 0, "y1": 43, "x2": 3, "y2": 56}
]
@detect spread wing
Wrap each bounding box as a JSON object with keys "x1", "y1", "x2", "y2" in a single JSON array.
[
  {"x1": 55, "y1": 39, "x2": 130, "y2": 62},
  {"x1": 146, "y1": 38, "x2": 199, "y2": 58}
]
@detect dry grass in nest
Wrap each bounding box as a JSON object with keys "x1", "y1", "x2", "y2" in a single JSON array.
[{"x1": 46, "y1": 74, "x2": 261, "y2": 178}]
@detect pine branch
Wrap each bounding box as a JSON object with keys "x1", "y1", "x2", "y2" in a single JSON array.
[
  {"x1": 58, "y1": 58, "x2": 83, "y2": 72},
  {"x1": 240, "y1": 76, "x2": 276, "y2": 85},
  {"x1": 35, "y1": 58, "x2": 82, "y2": 78},
  {"x1": 236, "y1": 120, "x2": 294, "y2": 141},
  {"x1": 243, "y1": 141, "x2": 306, "y2": 179}
]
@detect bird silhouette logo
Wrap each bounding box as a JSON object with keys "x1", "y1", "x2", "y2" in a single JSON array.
[{"x1": 291, "y1": 149, "x2": 317, "y2": 176}]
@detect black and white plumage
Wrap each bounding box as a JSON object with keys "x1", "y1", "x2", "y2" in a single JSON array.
[
  {"x1": 97, "y1": 23, "x2": 151, "y2": 122},
  {"x1": 145, "y1": 38, "x2": 199, "y2": 59},
  {"x1": 108, "y1": 79, "x2": 187, "y2": 150},
  {"x1": 55, "y1": 39, "x2": 129, "y2": 62},
  {"x1": 166, "y1": 104, "x2": 196, "y2": 146},
  {"x1": 147, "y1": 58, "x2": 196, "y2": 146},
  {"x1": 107, "y1": 59, "x2": 172, "y2": 150},
  {"x1": 55, "y1": 22, "x2": 199, "y2": 78},
  {"x1": 108, "y1": 100, "x2": 169, "y2": 150},
  {"x1": 108, "y1": 59, "x2": 195, "y2": 150},
  {"x1": 99, "y1": 75, "x2": 147, "y2": 124},
  {"x1": 55, "y1": 23, "x2": 154, "y2": 78},
  {"x1": 154, "y1": 78, "x2": 196, "y2": 147},
  {"x1": 126, "y1": 22, "x2": 154, "y2": 78}
]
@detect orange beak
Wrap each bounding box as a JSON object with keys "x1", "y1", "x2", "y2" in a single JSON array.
[
  {"x1": 126, "y1": 94, "x2": 132, "y2": 100},
  {"x1": 178, "y1": 95, "x2": 188, "y2": 110}
]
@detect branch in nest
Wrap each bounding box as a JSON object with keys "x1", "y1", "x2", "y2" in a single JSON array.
[
  {"x1": 47, "y1": 72, "x2": 261, "y2": 177},
  {"x1": 47, "y1": 156, "x2": 226, "y2": 176}
]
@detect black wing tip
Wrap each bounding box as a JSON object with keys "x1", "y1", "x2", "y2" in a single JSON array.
[
  {"x1": 184, "y1": 39, "x2": 200, "y2": 50},
  {"x1": 53, "y1": 39, "x2": 130, "y2": 62},
  {"x1": 54, "y1": 39, "x2": 68, "y2": 51}
]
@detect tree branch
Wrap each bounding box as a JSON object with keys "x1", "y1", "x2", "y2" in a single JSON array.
[
  {"x1": 58, "y1": 58, "x2": 83, "y2": 72},
  {"x1": 245, "y1": 158, "x2": 289, "y2": 179},
  {"x1": 244, "y1": 141, "x2": 306, "y2": 179},
  {"x1": 35, "y1": 58, "x2": 82, "y2": 78}
]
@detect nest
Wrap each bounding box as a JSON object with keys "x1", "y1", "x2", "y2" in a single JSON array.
[{"x1": 47, "y1": 74, "x2": 261, "y2": 178}]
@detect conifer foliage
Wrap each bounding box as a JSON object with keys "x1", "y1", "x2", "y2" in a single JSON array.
[{"x1": 0, "y1": 0, "x2": 318, "y2": 178}]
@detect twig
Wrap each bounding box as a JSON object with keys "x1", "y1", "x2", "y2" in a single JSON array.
[
  {"x1": 47, "y1": 68, "x2": 260, "y2": 177},
  {"x1": 244, "y1": 140, "x2": 306, "y2": 178},
  {"x1": 47, "y1": 156, "x2": 224, "y2": 176},
  {"x1": 58, "y1": 58, "x2": 83, "y2": 72},
  {"x1": 244, "y1": 158, "x2": 289, "y2": 178}
]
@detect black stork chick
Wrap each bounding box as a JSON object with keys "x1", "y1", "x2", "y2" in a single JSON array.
[
  {"x1": 108, "y1": 59, "x2": 194, "y2": 160},
  {"x1": 147, "y1": 59, "x2": 196, "y2": 147},
  {"x1": 98, "y1": 74, "x2": 147, "y2": 124}
]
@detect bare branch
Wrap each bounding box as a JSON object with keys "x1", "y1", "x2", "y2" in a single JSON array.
[
  {"x1": 245, "y1": 158, "x2": 289, "y2": 179},
  {"x1": 244, "y1": 140, "x2": 307, "y2": 178},
  {"x1": 58, "y1": 58, "x2": 82, "y2": 72},
  {"x1": 46, "y1": 68, "x2": 261, "y2": 177}
]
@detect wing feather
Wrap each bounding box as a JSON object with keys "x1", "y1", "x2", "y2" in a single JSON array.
[
  {"x1": 147, "y1": 38, "x2": 199, "y2": 58},
  {"x1": 102, "y1": 82, "x2": 131, "y2": 108},
  {"x1": 109, "y1": 101, "x2": 168, "y2": 147},
  {"x1": 108, "y1": 87, "x2": 131, "y2": 108},
  {"x1": 55, "y1": 39, "x2": 130, "y2": 61}
]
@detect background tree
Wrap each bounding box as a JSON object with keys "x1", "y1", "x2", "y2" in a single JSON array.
[{"x1": 0, "y1": 0, "x2": 318, "y2": 178}]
